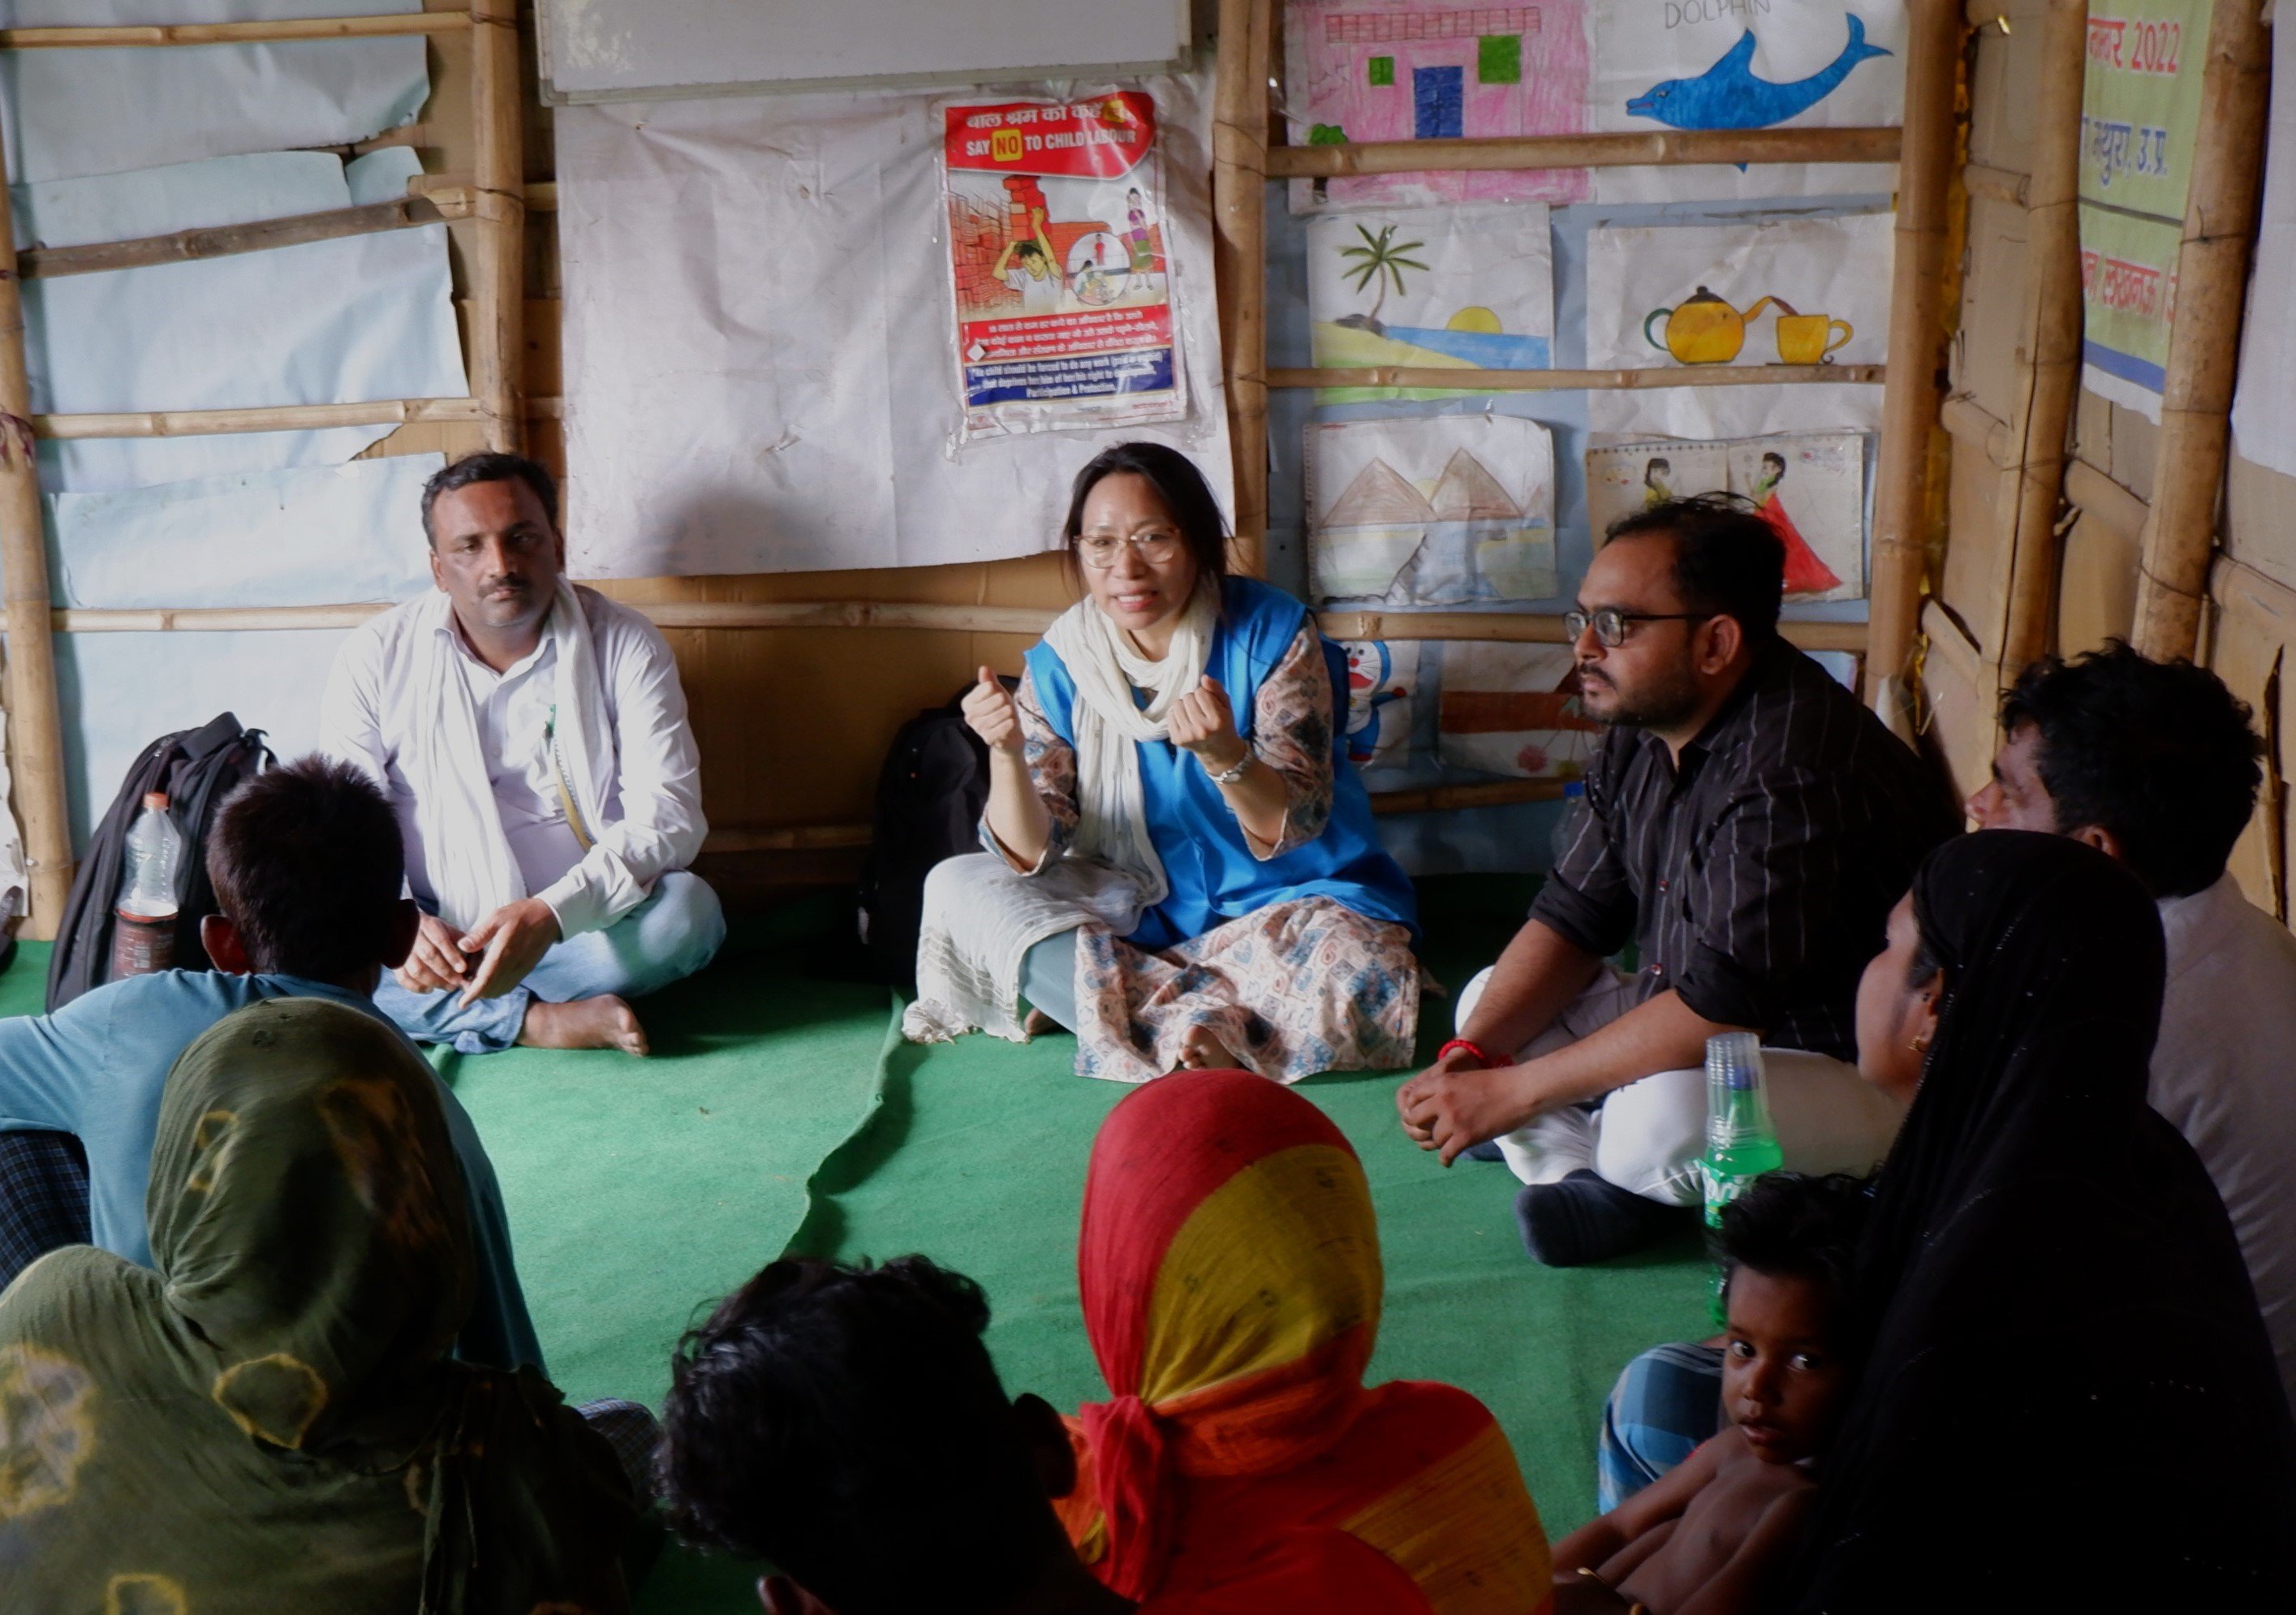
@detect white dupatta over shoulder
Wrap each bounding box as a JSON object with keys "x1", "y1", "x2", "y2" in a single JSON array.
[{"x1": 409, "y1": 579, "x2": 615, "y2": 934}]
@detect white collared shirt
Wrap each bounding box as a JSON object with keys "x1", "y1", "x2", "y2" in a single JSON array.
[
  {"x1": 2155, "y1": 872, "x2": 2296, "y2": 1411},
  {"x1": 320, "y1": 588, "x2": 706, "y2": 939}
]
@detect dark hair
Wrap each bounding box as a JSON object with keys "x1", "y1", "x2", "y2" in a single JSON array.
[
  {"x1": 1606, "y1": 492, "x2": 1786, "y2": 644},
  {"x1": 661, "y1": 1255, "x2": 1058, "y2": 1615},
  {"x1": 1061, "y1": 441, "x2": 1230, "y2": 592},
  {"x1": 1715, "y1": 1170, "x2": 1872, "y2": 1316},
  {"x1": 205, "y1": 757, "x2": 406, "y2": 982},
  {"x1": 2000, "y1": 642, "x2": 2264, "y2": 897},
  {"x1": 420, "y1": 452, "x2": 559, "y2": 547},
  {"x1": 1015, "y1": 239, "x2": 1045, "y2": 261}
]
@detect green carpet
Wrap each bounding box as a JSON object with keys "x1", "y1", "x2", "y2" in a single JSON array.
[{"x1": 0, "y1": 878, "x2": 1712, "y2": 1614}]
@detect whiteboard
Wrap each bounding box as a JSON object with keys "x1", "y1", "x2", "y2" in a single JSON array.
[{"x1": 536, "y1": 0, "x2": 1192, "y2": 103}]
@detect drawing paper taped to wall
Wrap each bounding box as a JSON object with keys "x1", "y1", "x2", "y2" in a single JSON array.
[
  {"x1": 1437, "y1": 642, "x2": 1600, "y2": 778},
  {"x1": 1591, "y1": 0, "x2": 1907, "y2": 201},
  {"x1": 1586, "y1": 212, "x2": 1892, "y2": 438},
  {"x1": 1283, "y1": 0, "x2": 1594, "y2": 212},
  {"x1": 1306, "y1": 414, "x2": 1557, "y2": 605},
  {"x1": 1340, "y1": 640, "x2": 1419, "y2": 772},
  {"x1": 1585, "y1": 430, "x2": 1865, "y2": 601},
  {"x1": 1305, "y1": 203, "x2": 1553, "y2": 399}
]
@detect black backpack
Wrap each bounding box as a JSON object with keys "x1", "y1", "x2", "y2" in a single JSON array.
[
  {"x1": 47, "y1": 712, "x2": 276, "y2": 1012},
  {"x1": 855, "y1": 683, "x2": 1006, "y2": 993}
]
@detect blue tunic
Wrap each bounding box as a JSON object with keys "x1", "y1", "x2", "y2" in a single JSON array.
[{"x1": 1025, "y1": 577, "x2": 1418, "y2": 952}]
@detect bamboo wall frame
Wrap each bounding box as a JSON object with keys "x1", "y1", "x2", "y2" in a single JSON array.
[
  {"x1": 1217, "y1": 0, "x2": 1964, "y2": 683},
  {"x1": 0, "y1": 6, "x2": 525, "y2": 936},
  {"x1": 2130, "y1": 0, "x2": 2272, "y2": 661}
]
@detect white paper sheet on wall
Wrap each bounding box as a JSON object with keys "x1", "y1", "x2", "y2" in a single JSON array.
[
  {"x1": 1585, "y1": 212, "x2": 1892, "y2": 438},
  {"x1": 24, "y1": 149, "x2": 466, "y2": 492},
  {"x1": 554, "y1": 71, "x2": 1231, "y2": 577},
  {"x1": 47, "y1": 455, "x2": 440, "y2": 610},
  {"x1": 53, "y1": 628, "x2": 351, "y2": 847},
  {"x1": 2230, "y1": 11, "x2": 2296, "y2": 480},
  {"x1": 0, "y1": 2, "x2": 427, "y2": 185}
]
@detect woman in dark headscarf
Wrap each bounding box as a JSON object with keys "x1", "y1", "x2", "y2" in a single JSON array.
[
  {"x1": 1795, "y1": 831, "x2": 2296, "y2": 1610},
  {"x1": 0, "y1": 997, "x2": 635, "y2": 1614}
]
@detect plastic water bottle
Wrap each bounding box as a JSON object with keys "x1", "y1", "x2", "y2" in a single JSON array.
[
  {"x1": 110, "y1": 791, "x2": 184, "y2": 979},
  {"x1": 1701, "y1": 1031, "x2": 1783, "y2": 1321}
]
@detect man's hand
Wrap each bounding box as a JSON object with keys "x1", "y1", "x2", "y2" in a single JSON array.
[
  {"x1": 395, "y1": 911, "x2": 475, "y2": 995},
  {"x1": 1397, "y1": 1052, "x2": 1556, "y2": 1166},
  {"x1": 1167, "y1": 675, "x2": 1247, "y2": 773},
  {"x1": 456, "y1": 897, "x2": 562, "y2": 1006}
]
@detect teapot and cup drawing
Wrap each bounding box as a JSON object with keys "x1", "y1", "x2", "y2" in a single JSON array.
[{"x1": 1643, "y1": 286, "x2": 1854, "y2": 366}]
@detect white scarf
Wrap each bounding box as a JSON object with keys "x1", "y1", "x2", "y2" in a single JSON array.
[
  {"x1": 1040, "y1": 580, "x2": 1218, "y2": 908},
  {"x1": 411, "y1": 579, "x2": 612, "y2": 934}
]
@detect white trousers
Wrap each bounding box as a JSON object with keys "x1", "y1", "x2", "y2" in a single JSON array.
[{"x1": 1457, "y1": 967, "x2": 1902, "y2": 1206}]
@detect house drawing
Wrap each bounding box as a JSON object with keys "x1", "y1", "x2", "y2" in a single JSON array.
[{"x1": 1315, "y1": 444, "x2": 1554, "y2": 605}]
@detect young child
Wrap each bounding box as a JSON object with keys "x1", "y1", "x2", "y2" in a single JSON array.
[{"x1": 1551, "y1": 1172, "x2": 1871, "y2": 1615}]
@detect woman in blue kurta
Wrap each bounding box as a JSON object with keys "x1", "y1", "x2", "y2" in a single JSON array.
[{"x1": 905, "y1": 443, "x2": 1419, "y2": 1083}]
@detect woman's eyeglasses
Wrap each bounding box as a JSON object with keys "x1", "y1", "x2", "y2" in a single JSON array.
[
  {"x1": 1563, "y1": 607, "x2": 1713, "y2": 648},
  {"x1": 1077, "y1": 530, "x2": 1185, "y2": 569}
]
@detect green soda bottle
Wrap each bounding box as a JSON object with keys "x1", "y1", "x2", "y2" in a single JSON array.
[{"x1": 1701, "y1": 1031, "x2": 1783, "y2": 1323}]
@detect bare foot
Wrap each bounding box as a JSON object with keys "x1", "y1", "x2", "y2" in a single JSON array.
[
  {"x1": 1175, "y1": 1025, "x2": 1238, "y2": 1071},
  {"x1": 518, "y1": 994, "x2": 650, "y2": 1055}
]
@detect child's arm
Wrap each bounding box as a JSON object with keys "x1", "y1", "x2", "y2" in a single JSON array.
[
  {"x1": 1672, "y1": 1484, "x2": 1816, "y2": 1615},
  {"x1": 1552, "y1": 1432, "x2": 1728, "y2": 1577}
]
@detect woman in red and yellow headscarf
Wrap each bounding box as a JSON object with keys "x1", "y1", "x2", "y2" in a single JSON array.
[{"x1": 1058, "y1": 1070, "x2": 1553, "y2": 1614}]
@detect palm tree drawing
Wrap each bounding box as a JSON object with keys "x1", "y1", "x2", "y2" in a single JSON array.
[{"x1": 1337, "y1": 223, "x2": 1428, "y2": 335}]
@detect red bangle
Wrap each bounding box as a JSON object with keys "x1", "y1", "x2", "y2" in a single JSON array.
[{"x1": 1438, "y1": 1037, "x2": 1503, "y2": 1069}]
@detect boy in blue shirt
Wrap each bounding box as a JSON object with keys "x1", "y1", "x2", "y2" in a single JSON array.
[{"x1": 0, "y1": 756, "x2": 543, "y2": 1371}]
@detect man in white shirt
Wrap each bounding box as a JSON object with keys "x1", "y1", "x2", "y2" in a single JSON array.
[
  {"x1": 321, "y1": 453, "x2": 722, "y2": 1056},
  {"x1": 1971, "y1": 643, "x2": 2296, "y2": 1412}
]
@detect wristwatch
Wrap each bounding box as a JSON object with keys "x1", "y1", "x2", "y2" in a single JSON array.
[{"x1": 1205, "y1": 751, "x2": 1254, "y2": 786}]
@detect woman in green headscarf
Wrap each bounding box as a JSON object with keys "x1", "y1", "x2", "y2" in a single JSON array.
[{"x1": 0, "y1": 996, "x2": 636, "y2": 1613}]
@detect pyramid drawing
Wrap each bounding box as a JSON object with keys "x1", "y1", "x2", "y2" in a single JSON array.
[
  {"x1": 1327, "y1": 457, "x2": 1436, "y2": 526},
  {"x1": 1428, "y1": 448, "x2": 1523, "y2": 521},
  {"x1": 1760, "y1": 492, "x2": 1843, "y2": 596}
]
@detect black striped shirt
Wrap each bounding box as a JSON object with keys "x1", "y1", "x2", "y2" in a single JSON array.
[{"x1": 1531, "y1": 640, "x2": 1957, "y2": 1060}]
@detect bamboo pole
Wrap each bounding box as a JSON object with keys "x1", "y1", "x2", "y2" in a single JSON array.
[
  {"x1": 21, "y1": 198, "x2": 449, "y2": 281},
  {"x1": 1269, "y1": 126, "x2": 1902, "y2": 177},
  {"x1": 0, "y1": 140, "x2": 74, "y2": 936},
  {"x1": 1367, "y1": 779, "x2": 1568, "y2": 815},
  {"x1": 1865, "y1": 0, "x2": 1965, "y2": 731},
  {"x1": 1271, "y1": 363, "x2": 1886, "y2": 392},
  {"x1": 35, "y1": 398, "x2": 483, "y2": 439},
  {"x1": 1212, "y1": 0, "x2": 1271, "y2": 576},
  {"x1": 2063, "y1": 459, "x2": 2149, "y2": 543},
  {"x1": 2131, "y1": 0, "x2": 2272, "y2": 661},
  {"x1": 468, "y1": 0, "x2": 527, "y2": 455},
  {"x1": 1996, "y1": 0, "x2": 2089, "y2": 679},
  {"x1": 1315, "y1": 609, "x2": 1871, "y2": 654},
  {"x1": 0, "y1": 14, "x2": 470, "y2": 47}
]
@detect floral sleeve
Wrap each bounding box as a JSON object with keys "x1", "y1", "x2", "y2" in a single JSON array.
[
  {"x1": 979, "y1": 664, "x2": 1079, "y2": 872},
  {"x1": 1244, "y1": 626, "x2": 1338, "y2": 859}
]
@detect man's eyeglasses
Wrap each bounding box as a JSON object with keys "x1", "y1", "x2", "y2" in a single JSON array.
[
  {"x1": 1563, "y1": 607, "x2": 1713, "y2": 648},
  {"x1": 1077, "y1": 530, "x2": 1184, "y2": 569}
]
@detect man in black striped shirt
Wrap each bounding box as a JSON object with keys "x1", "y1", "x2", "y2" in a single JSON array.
[{"x1": 1399, "y1": 496, "x2": 1955, "y2": 1264}]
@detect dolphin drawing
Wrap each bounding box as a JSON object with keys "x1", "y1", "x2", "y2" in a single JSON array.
[{"x1": 1626, "y1": 15, "x2": 1892, "y2": 131}]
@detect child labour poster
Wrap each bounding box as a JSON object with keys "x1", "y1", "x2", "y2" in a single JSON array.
[
  {"x1": 1304, "y1": 203, "x2": 1553, "y2": 401},
  {"x1": 1305, "y1": 413, "x2": 1557, "y2": 606},
  {"x1": 943, "y1": 91, "x2": 1187, "y2": 440}
]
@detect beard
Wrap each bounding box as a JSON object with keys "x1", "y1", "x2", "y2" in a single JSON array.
[{"x1": 1575, "y1": 658, "x2": 1703, "y2": 731}]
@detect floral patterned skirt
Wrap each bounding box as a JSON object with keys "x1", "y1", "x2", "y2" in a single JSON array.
[{"x1": 1072, "y1": 897, "x2": 1419, "y2": 1084}]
